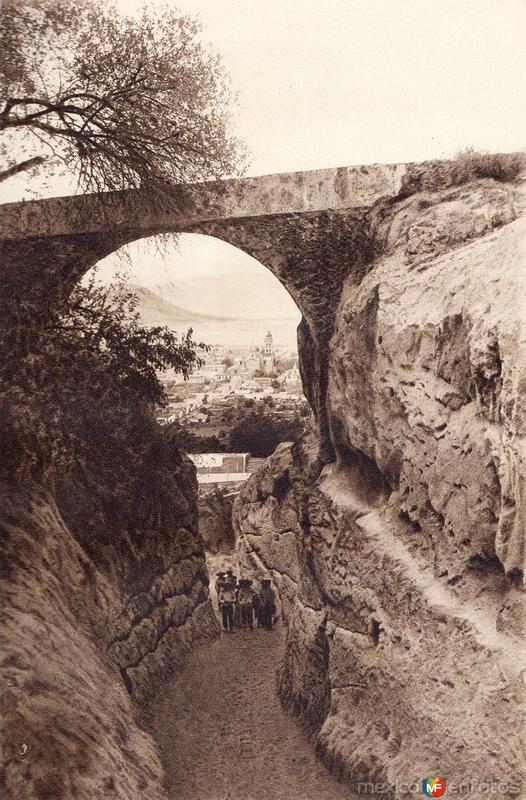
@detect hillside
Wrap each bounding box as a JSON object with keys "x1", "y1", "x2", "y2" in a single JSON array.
[
  {"x1": 131, "y1": 283, "x2": 300, "y2": 349},
  {"x1": 130, "y1": 284, "x2": 232, "y2": 325},
  {"x1": 151, "y1": 273, "x2": 301, "y2": 321}
]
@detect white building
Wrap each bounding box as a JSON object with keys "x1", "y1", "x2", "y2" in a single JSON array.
[{"x1": 279, "y1": 360, "x2": 301, "y2": 387}]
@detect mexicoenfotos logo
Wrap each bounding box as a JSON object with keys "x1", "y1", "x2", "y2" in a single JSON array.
[{"x1": 422, "y1": 777, "x2": 447, "y2": 797}]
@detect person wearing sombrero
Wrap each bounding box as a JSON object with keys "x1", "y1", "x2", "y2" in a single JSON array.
[
  {"x1": 214, "y1": 571, "x2": 226, "y2": 597},
  {"x1": 224, "y1": 569, "x2": 242, "y2": 628},
  {"x1": 237, "y1": 579, "x2": 255, "y2": 631},
  {"x1": 217, "y1": 578, "x2": 236, "y2": 633}
]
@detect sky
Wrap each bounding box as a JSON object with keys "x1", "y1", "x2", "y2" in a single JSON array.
[
  {"x1": 165, "y1": 0, "x2": 526, "y2": 175},
  {"x1": 2, "y1": 0, "x2": 526, "y2": 303}
]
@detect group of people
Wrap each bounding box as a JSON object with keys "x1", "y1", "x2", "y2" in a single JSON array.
[{"x1": 215, "y1": 569, "x2": 276, "y2": 633}]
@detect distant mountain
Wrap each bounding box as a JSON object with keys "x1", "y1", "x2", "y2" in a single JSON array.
[
  {"x1": 151, "y1": 273, "x2": 300, "y2": 321},
  {"x1": 129, "y1": 284, "x2": 234, "y2": 326},
  {"x1": 128, "y1": 283, "x2": 300, "y2": 349}
]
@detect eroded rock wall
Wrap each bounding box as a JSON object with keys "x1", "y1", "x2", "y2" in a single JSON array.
[
  {"x1": 198, "y1": 487, "x2": 236, "y2": 555},
  {"x1": 0, "y1": 451, "x2": 218, "y2": 798},
  {"x1": 0, "y1": 484, "x2": 167, "y2": 799},
  {"x1": 234, "y1": 177, "x2": 526, "y2": 795},
  {"x1": 331, "y1": 179, "x2": 526, "y2": 586},
  {"x1": 55, "y1": 449, "x2": 218, "y2": 703}
]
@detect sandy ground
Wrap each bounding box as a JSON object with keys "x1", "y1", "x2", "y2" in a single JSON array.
[{"x1": 148, "y1": 621, "x2": 358, "y2": 800}]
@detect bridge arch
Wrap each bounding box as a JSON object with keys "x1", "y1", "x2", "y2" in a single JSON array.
[
  {"x1": 0, "y1": 164, "x2": 408, "y2": 460},
  {"x1": 92, "y1": 230, "x2": 302, "y2": 352}
]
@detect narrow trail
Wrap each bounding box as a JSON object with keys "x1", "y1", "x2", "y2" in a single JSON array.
[
  {"x1": 320, "y1": 465, "x2": 526, "y2": 678},
  {"x1": 148, "y1": 623, "x2": 357, "y2": 800}
]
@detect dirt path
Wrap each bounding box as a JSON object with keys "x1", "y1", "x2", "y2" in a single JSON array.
[
  {"x1": 320, "y1": 464, "x2": 525, "y2": 678},
  {"x1": 148, "y1": 623, "x2": 357, "y2": 800}
]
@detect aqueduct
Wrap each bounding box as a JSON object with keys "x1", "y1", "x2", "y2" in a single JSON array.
[
  {"x1": 0, "y1": 162, "x2": 409, "y2": 459},
  {"x1": 2, "y1": 158, "x2": 525, "y2": 798}
]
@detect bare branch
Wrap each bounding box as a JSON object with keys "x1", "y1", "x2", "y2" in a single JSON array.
[
  {"x1": 0, "y1": 0, "x2": 247, "y2": 199},
  {"x1": 0, "y1": 155, "x2": 47, "y2": 183}
]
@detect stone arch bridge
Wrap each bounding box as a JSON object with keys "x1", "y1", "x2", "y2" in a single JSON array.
[{"x1": 0, "y1": 162, "x2": 413, "y2": 459}]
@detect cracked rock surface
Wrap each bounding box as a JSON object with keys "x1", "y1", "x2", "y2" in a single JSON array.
[
  {"x1": 0, "y1": 453, "x2": 218, "y2": 799},
  {"x1": 0, "y1": 484, "x2": 167, "y2": 799},
  {"x1": 234, "y1": 178, "x2": 526, "y2": 794}
]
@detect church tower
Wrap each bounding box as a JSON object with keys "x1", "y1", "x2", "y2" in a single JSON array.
[{"x1": 262, "y1": 331, "x2": 275, "y2": 375}]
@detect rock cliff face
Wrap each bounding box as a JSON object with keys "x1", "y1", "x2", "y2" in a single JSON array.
[
  {"x1": 234, "y1": 177, "x2": 526, "y2": 794},
  {"x1": 54, "y1": 448, "x2": 219, "y2": 703},
  {"x1": 198, "y1": 488, "x2": 236, "y2": 555},
  {"x1": 0, "y1": 451, "x2": 218, "y2": 799}
]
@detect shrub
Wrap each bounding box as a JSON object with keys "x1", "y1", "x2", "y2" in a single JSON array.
[
  {"x1": 450, "y1": 148, "x2": 523, "y2": 184},
  {"x1": 399, "y1": 148, "x2": 524, "y2": 198},
  {"x1": 0, "y1": 277, "x2": 206, "y2": 482},
  {"x1": 228, "y1": 410, "x2": 305, "y2": 457},
  {"x1": 164, "y1": 422, "x2": 226, "y2": 454}
]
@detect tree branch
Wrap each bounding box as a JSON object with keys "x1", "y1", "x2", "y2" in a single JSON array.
[{"x1": 0, "y1": 155, "x2": 47, "y2": 183}]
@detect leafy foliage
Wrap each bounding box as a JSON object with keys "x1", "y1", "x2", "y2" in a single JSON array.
[
  {"x1": 228, "y1": 409, "x2": 305, "y2": 458},
  {"x1": 0, "y1": 0, "x2": 246, "y2": 192},
  {"x1": 54, "y1": 403, "x2": 194, "y2": 572},
  {"x1": 399, "y1": 148, "x2": 524, "y2": 199},
  {"x1": 449, "y1": 148, "x2": 523, "y2": 184},
  {"x1": 166, "y1": 395, "x2": 308, "y2": 457},
  {"x1": 0, "y1": 276, "x2": 207, "y2": 481},
  {"x1": 163, "y1": 421, "x2": 227, "y2": 455}
]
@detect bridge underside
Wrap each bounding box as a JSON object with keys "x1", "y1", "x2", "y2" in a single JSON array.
[
  {"x1": 0, "y1": 162, "x2": 417, "y2": 461},
  {"x1": 1, "y1": 207, "x2": 378, "y2": 461}
]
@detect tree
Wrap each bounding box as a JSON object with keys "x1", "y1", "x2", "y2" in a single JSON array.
[
  {"x1": 164, "y1": 421, "x2": 226, "y2": 455},
  {"x1": 0, "y1": 276, "x2": 207, "y2": 480},
  {"x1": 228, "y1": 410, "x2": 305, "y2": 458},
  {"x1": 0, "y1": 0, "x2": 245, "y2": 192}
]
